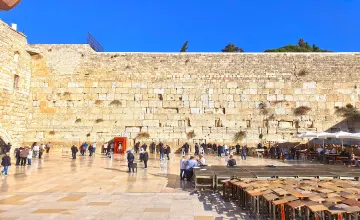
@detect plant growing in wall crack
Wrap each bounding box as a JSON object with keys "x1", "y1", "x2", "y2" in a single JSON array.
[
  {"x1": 75, "y1": 118, "x2": 82, "y2": 123},
  {"x1": 95, "y1": 119, "x2": 104, "y2": 123},
  {"x1": 49, "y1": 131, "x2": 55, "y2": 135},
  {"x1": 86, "y1": 133, "x2": 91, "y2": 137},
  {"x1": 109, "y1": 100, "x2": 122, "y2": 107},
  {"x1": 293, "y1": 106, "x2": 311, "y2": 116},
  {"x1": 186, "y1": 131, "x2": 196, "y2": 139},
  {"x1": 233, "y1": 131, "x2": 246, "y2": 143},
  {"x1": 335, "y1": 104, "x2": 360, "y2": 120},
  {"x1": 136, "y1": 132, "x2": 150, "y2": 139}
]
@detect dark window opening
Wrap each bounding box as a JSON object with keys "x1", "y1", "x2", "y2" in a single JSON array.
[{"x1": 13, "y1": 75, "x2": 19, "y2": 88}]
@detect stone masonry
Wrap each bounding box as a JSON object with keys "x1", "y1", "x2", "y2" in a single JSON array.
[{"x1": 0, "y1": 20, "x2": 360, "y2": 148}]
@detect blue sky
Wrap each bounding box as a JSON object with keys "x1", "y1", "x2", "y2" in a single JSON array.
[{"x1": 1, "y1": 0, "x2": 359, "y2": 52}]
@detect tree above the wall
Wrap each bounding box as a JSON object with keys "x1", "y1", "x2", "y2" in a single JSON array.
[
  {"x1": 180, "y1": 41, "x2": 189, "y2": 52},
  {"x1": 221, "y1": 43, "x2": 244, "y2": 52},
  {"x1": 265, "y1": 38, "x2": 331, "y2": 52}
]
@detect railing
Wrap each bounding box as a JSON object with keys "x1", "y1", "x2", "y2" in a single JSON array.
[{"x1": 87, "y1": 33, "x2": 104, "y2": 52}]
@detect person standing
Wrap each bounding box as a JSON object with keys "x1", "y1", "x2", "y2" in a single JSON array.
[
  {"x1": 236, "y1": 143, "x2": 241, "y2": 155},
  {"x1": 39, "y1": 144, "x2": 45, "y2": 159},
  {"x1": 195, "y1": 143, "x2": 199, "y2": 155},
  {"x1": 88, "y1": 144, "x2": 94, "y2": 157},
  {"x1": 103, "y1": 142, "x2": 108, "y2": 154},
  {"x1": 27, "y1": 148, "x2": 33, "y2": 165},
  {"x1": 224, "y1": 144, "x2": 228, "y2": 156},
  {"x1": 92, "y1": 142, "x2": 97, "y2": 154},
  {"x1": 4, "y1": 142, "x2": 11, "y2": 153},
  {"x1": 150, "y1": 142, "x2": 155, "y2": 154},
  {"x1": 127, "y1": 149, "x2": 135, "y2": 172},
  {"x1": 166, "y1": 145, "x2": 171, "y2": 160},
  {"x1": 33, "y1": 143, "x2": 39, "y2": 158},
  {"x1": 135, "y1": 142, "x2": 140, "y2": 154},
  {"x1": 45, "y1": 142, "x2": 51, "y2": 153},
  {"x1": 15, "y1": 147, "x2": 22, "y2": 166},
  {"x1": 1, "y1": 152, "x2": 11, "y2": 176},
  {"x1": 71, "y1": 145, "x2": 78, "y2": 159},
  {"x1": 184, "y1": 143, "x2": 189, "y2": 154},
  {"x1": 241, "y1": 145, "x2": 248, "y2": 160},
  {"x1": 20, "y1": 147, "x2": 29, "y2": 166},
  {"x1": 141, "y1": 143, "x2": 147, "y2": 152},
  {"x1": 109, "y1": 142, "x2": 114, "y2": 153},
  {"x1": 217, "y1": 145, "x2": 222, "y2": 157},
  {"x1": 276, "y1": 145, "x2": 281, "y2": 159},
  {"x1": 180, "y1": 156, "x2": 186, "y2": 180},
  {"x1": 139, "y1": 146, "x2": 144, "y2": 162},
  {"x1": 159, "y1": 143, "x2": 165, "y2": 160},
  {"x1": 184, "y1": 156, "x2": 197, "y2": 181},
  {"x1": 290, "y1": 146, "x2": 296, "y2": 160},
  {"x1": 143, "y1": 150, "x2": 149, "y2": 169}
]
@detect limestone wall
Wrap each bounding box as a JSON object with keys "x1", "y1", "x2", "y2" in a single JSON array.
[
  {"x1": 1, "y1": 20, "x2": 360, "y2": 148},
  {"x1": 26, "y1": 44, "x2": 360, "y2": 147},
  {"x1": 0, "y1": 20, "x2": 32, "y2": 146}
]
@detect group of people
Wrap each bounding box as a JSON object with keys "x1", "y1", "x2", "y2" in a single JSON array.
[
  {"x1": 1, "y1": 142, "x2": 51, "y2": 177},
  {"x1": 14, "y1": 142, "x2": 51, "y2": 165},
  {"x1": 186, "y1": 142, "x2": 249, "y2": 160},
  {"x1": 71, "y1": 142, "x2": 97, "y2": 159},
  {"x1": 135, "y1": 142, "x2": 171, "y2": 160}
]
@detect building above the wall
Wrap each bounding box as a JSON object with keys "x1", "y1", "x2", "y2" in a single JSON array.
[{"x1": 0, "y1": 0, "x2": 22, "y2": 10}]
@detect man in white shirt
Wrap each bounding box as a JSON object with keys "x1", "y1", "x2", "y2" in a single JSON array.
[
  {"x1": 198, "y1": 154, "x2": 206, "y2": 166},
  {"x1": 317, "y1": 147, "x2": 324, "y2": 154},
  {"x1": 224, "y1": 144, "x2": 228, "y2": 156},
  {"x1": 33, "y1": 144, "x2": 40, "y2": 157},
  {"x1": 92, "y1": 142, "x2": 97, "y2": 153},
  {"x1": 317, "y1": 146, "x2": 324, "y2": 163}
]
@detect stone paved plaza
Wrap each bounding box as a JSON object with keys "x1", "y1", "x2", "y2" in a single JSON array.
[{"x1": 0, "y1": 152, "x2": 290, "y2": 220}]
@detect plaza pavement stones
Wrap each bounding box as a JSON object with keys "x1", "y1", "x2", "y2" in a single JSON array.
[{"x1": 0, "y1": 152, "x2": 287, "y2": 219}]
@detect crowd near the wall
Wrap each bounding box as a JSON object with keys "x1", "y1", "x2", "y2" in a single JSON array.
[{"x1": 1, "y1": 140, "x2": 360, "y2": 180}]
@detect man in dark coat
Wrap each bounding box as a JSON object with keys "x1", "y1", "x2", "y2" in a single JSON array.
[
  {"x1": 143, "y1": 150, "x2": 149, "y2": 169},
  {"x1": 236, "y1": 143, "x2": 241, "y2": 155},
  {"x1": 184, "y1": 143, "x2": 189, "y2": 154},
  {"x1": 1, "y1": 152, "x2": 11, "y2": 176},
  {"x1": 15, "y1": 147, "x2": 22, "y2": 166},
  {"x1": 166, "y1": 145, "x2": 171, "y2": 160},
  {"x1": 135, "y1": 142, "x2": 140, "y2": 154},
  {"x1": 150, "y1": 142, "x2": 155, "y2": 154},
  {"x1": 88, "y1": 144, "x2": 94, "y2": 157},
  {"x1": 127, "y1": 150, "x2": 135, "y2": 172},
  {"x1": 71, "y1": 145, "x2": 78, "y2": 159},
  {"x1": 217, "y1": 145, "x2": 222, "y2": 157},
  {"x1": 194, "y1": 143, "x2": 199, "y2": 155},
  {"x1": 276, "y1": 145, "x2": 281, "y2": 159}
]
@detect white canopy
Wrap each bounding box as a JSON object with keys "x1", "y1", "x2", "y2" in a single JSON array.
[
  {"x1": 301, "y1": 132, "x2": 319, "y2": 138},
  {"x1": 349, "y1": 133, "x2": 360, "y2": 140},
  {"x1": 317, "y1": 132, "x2": 336, "y2": 139},
  {"x1": 335, "y1": 131, "x2": 357, "y2": 139},
  {"x1": 266, "y1": 138, "x2": 288, "y2": 143}
]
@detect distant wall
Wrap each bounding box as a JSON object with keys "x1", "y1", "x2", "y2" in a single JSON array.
[
  {"x1": 26, "y1": 44, "x2": 360, "y2": 147},
  {"x1": 0, "y1": 20, "x2": 32, "y2": 146}
]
